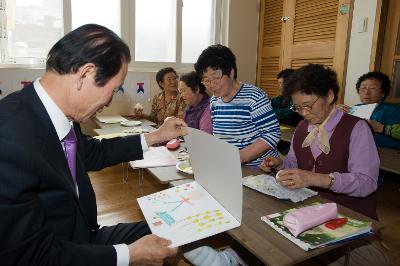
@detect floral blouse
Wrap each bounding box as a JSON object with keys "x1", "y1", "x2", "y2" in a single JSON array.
[{"x1": 150, "y1": 91, "x2": 186, "y2": 126}]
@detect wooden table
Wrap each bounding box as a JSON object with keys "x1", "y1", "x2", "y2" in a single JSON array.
[
  {"x1": 379, "y1": 147, "x2": 400, "y2": 175},
  {"x1": 163, "y1": 165, "x2": 382, "y2": 265},
  {"x1": 280, "y1": 124, "x2": 400, "y2": 175}
]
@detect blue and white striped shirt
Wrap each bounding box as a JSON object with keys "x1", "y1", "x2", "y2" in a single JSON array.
[{"x1": 211, "y1": 83, "x2": 280, "y2": 166}]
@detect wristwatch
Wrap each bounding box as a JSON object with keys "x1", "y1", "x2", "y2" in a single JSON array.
[{"x1": 327, "y1": 173, "x2": 335, "y2": 190}]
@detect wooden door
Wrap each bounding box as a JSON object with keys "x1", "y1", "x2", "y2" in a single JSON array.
[
  {"x1": 256, "y1": 0, "x2": 352, "y2": 103},
  {"x1": 380, "y1": 0, "x2": 400, "y2": 103},
  {"x1": 256, "y1": 0, "x2": 284, "y2": 98}
]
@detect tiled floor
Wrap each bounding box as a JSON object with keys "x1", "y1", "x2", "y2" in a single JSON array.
[{"x1": 90, "y1": 165, "x2": 400, "y2": 265}]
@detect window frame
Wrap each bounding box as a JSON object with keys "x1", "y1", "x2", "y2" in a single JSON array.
[{"x1": 1, "y1": 0, "x2": 228, "y2": 70}]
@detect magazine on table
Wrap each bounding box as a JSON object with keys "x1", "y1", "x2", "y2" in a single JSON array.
[{"x1": 261, "y1": 203, "x2": 372, "y2": 251}]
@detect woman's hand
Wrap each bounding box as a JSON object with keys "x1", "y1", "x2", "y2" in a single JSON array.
[
  {"x1": 276, "y1": 169, "x2": 331, "y2": 189},
  {"x1": 368, "y1": 120, "x2": 384, "y2": 133},
  {"x1": 260, "y1": 157, "x2": 282, "y2": 172}
]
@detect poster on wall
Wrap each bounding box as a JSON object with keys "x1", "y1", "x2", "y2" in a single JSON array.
[{"x1": 124, "y1": 72, "x2": 151, "y2": 104}]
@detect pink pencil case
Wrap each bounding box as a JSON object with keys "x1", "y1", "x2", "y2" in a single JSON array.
[{"x1": 283, "y1": 203, "x2": 337, "y2": 237}]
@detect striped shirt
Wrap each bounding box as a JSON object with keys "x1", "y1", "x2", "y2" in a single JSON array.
[{"x1": 211, "y1": 83, "x2": 281, "y2": 166}]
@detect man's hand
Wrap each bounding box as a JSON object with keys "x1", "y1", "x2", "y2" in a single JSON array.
[
  {"x1": 128, "y1": 234, "x2": 178, "y2": 266},
  {"x1": 145, "y1": 117, "x2": 188, "y2": 146}
]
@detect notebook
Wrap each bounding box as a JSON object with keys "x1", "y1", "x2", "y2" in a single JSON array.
[{"x1": 261, "y1": 203, "x2": 372, "y2": 251}]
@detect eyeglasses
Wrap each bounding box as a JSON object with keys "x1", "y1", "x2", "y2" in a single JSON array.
[
  {"x1": 201, "y1": 74, "x2": 223, "y2": 87},
  {"x1": 290, "y1": 96, "x2": 320, "y2": 113}
]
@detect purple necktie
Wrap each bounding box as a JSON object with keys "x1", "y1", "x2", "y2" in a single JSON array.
[{"x1": 64, "y1": 127, "x2": 77, "y2": 186}]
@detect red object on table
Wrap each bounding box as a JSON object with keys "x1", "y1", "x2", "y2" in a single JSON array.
[
  {"x1": 166, "y1": 138, "x2": 180, "y2": 150},
  {"x1": 325, "y1": 217, "x2": 348, "y2": 230}
]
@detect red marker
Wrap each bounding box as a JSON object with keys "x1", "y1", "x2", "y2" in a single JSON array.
[{"x1": 325, "y1": 217, "x2": 348, "y2": 230}]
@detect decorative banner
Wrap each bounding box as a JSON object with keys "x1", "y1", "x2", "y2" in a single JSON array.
[{"x1": 124, "y1": 72, "x2": 151, "y2": 103}]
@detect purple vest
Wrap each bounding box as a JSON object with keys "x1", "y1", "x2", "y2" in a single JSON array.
[
  {"x1": 184, "y1": 95, "x2": 210, "y2": 129},
  {"x1": 293, "y1": 114, "x2": 378, "y2": 219}
]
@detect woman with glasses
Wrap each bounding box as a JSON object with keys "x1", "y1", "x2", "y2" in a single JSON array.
[
  {"x1": 338, "y1": 72, "x2": 400, "y2": 149},
  {"x1": 261, "y1": 64, "x2": 379, "y2": 218},
  {"x1": 133, "y1": 67, "x2": 186, "y2": 127},
  {"x1": 260, "y1": 64, "x2": 388, "y2": 266},
  {"x1": 178, "y1": 71, "x2": 212, "y2": 134},
  {"x1": 193, "y1": 44, "x2": 281, "y2": 166}
]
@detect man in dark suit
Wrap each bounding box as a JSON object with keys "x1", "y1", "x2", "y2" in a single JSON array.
[{"x1": 0, "y1": 24, "x2": 186, "y2": 266}]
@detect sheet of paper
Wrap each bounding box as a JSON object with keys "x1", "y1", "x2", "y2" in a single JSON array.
[
  {"x1": 243, "y1": 174, "x2": 317, "y2": 203},
  {"x1": 94, "y1": 132, "x2": 131, "y2": 139},
  {"x1": 96, "y1": 115, "x2": 128, "y2": 124},
  {"x1": 137, "y1": 181, "x2": 240, "y2": 247},
  {"x1": 130, "y1": 146, "x2": 178, "y2": 168},
  {"x1": 348, "y1": 103, "x2": 377, "y2": 119},
  {"x1": 185, "y1": 128, "x2": 243, "y2": 222}
]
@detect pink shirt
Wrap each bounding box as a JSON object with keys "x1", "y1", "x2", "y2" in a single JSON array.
[
  {"x1": 283, "y1": 107, "x2": 379, "y2": 197},
  {"x1": 199, "y1": 103, "x2": 213, "y2": 134}
]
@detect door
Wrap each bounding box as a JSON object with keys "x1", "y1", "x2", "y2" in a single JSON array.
[
  {"x1": 380, "y1": 0, "x2": 400, "y2": 103},
  {"x1": 256, "y1": 0, "x2": 284, "y2": 98},
  {"x1": 256, "y1": 0, "x2": 352, "y2": 103}
]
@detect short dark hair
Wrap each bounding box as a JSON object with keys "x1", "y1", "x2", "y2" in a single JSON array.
[
  {"x1": 156, "y1": 67, "x2": 178, "y2": 90},
  {"x1": 277, "y1": 68, "x2": 295, "y2": 80},
  {"x1": 284, "y1": 64, "x2": 340, "y2": 103},
  {"x1": 46, "y1": 24, "x2": 131, "y2": 86},
  {"x1": 194, "y1": 44, "x2": 237, "y2": 79},
  {"x1": 356, "y1": 71, "x2": 391, "y2": 100},
  {"x1": 180, "y1": 71, "x2": 206, "y2": 94}
]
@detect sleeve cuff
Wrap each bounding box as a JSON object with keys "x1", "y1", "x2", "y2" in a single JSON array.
[
  {"x1": 140, "y1": 134, "x2": 149, "y2": 152},
  {"x1": 114, "y1": 244, "x2": 130, "y2": 266}
]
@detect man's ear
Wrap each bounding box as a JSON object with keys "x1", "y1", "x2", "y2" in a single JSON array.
[{"x1": 79, "y1": 63, "x2": 96, "y2": 80}]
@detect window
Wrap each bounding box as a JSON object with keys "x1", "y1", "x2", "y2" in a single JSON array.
[
  {"x1": 135, "y1": 0, "x2": 177, "y2": 62},
  {"x1": 1, "y1": 0, "x2": 63, "y2": 64},
  {"x1": 0, "y1": 0, "x2": 224, "y2": 67},
  {"x1": 71, "y1": 0, "x2": 121, "y2": 36},
  {"x1": 182, "y1": 0, "x2": 214, "y2": 63}
]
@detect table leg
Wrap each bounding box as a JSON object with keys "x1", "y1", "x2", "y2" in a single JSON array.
[{"x1": 122, "y1": 162, "x2": 129, "y2": 183}]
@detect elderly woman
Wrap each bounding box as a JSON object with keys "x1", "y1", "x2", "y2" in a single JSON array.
[
  {"x1": 178, "y1": 71, "x2": 212, "y2": 134},
  {"x1": 339, "y1": 72, "x2": 400, "y2": 149},
  {"x1": 194, "y1": 44, "x2": 280, "y2": 166},
  {"x1": 260, "y1": 64, "x2": 388, "y2": 265},
  {"x1": 134, "y1": 67, "x2": 186, "y2": 127}
]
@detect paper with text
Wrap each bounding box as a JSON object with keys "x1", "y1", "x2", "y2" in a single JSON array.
[
  {"x1": 130, "y1": 146, "x2": 178, "y2": 168},
  {"x1": 348, "y1": 103, "x2": 377, "y2": 120}
]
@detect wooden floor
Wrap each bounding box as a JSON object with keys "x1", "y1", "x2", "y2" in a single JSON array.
[{"x1": 89, "y1": 164, "x2": 400, "y2": 265}]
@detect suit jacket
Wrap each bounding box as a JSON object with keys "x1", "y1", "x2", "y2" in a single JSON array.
[{"x1": 0, "y1": 84, "x2": 144, "y2": 265}]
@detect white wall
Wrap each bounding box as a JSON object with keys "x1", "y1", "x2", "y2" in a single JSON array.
[
  {"x1": 344, "y1": 0, "x2": 377, "y2": 106},
  {"x1": 227, "y1": 0, "x2": 259, "y2": 84}
]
